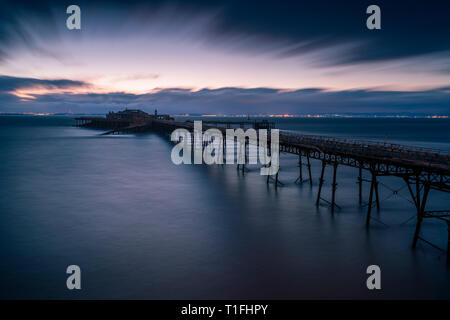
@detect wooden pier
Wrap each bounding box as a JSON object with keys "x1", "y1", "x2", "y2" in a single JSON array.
[{"x1": 76, "y1": 111, "x2": 450, "y2": 264}]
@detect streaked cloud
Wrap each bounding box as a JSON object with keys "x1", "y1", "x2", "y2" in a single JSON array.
[
  {"x1": 0, "y1": 75, "x2": 88, "y2": 92},
  {"x1": 0, "y1": 76, "x2": 448, "y2": 115}
]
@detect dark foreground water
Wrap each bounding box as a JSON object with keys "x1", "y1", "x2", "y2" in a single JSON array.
[{"x1": 0, "y1": 116, "x2": 449, "y2": 299}]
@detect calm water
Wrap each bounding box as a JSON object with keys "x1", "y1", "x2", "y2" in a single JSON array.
[{"x1": 0, "y1": 116, "x2": 449, "y2": 299}]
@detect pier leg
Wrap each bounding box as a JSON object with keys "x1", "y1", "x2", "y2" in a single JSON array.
[
  {"x1": 299, "y1": 155, "x2": 303, "y2": 182},
  {"x1": 358, "y1": 165, "x2": 362, "y2": 204},
  {"x1": 266, "y1": 145, "x2": 271, "y2": 184},
  {"x1": 307, "y1": 154, "x2": 312, "y2": 187},
  {"x1": 331, "y1": 163, "x2": 338, "y2": 213},
  {"x1": 275, "y1": 171, "x2": 279, "y2": 189},
  {"x1": 447, "y1": 221, "x2": 450, "y2": 266},
  {"x1": 222, "y1": 139, "x2": 225, "y2": 165},
  {"x1": 412, "y1": 177, "x2": 422, "y2": 248},
  {"x1": 374, "y1": 180, "x2": 380, "y2": 210},
  {"x1": 316, "y1": 161, "x2": 326, "y2": 206},
  {"x1": 366, "y1": 172, "x2": 376, "y2": 227},
  {"x1": 242, "y1": 140, "x2": 247, "y2": 174},
  {"x1": 412, "y1": 180, "x2": 430, "y2": 248},
  {"x1": 237, "y1": 140, "x2": 243, "y2": 172},
  {"x1": 295, "y1": 154, "x2": 303, "y2": 184}
]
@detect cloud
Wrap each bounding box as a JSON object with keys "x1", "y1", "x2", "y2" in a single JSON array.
[
  {"x1": 113, "y1": 74, "x2": 160, "y2": 82},
  {"x1": 0, "y1": 78, "x2": 449, "y2": 115},
  {"x1": 2, "y1": 0, "x2": 450, "y2": 67},
  {"x1": 0, "y1": 75, "x2": 89, "y2": 93},
  {"x1": 205, "y1": 1, "x2": 450, "y2": 66},
  {"x1": 0, "y1": 1, "x2": 63, "y2": 62}
]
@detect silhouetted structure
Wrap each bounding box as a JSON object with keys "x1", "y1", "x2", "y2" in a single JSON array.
[{"x1": 76, "y1": 109, "x2": 450, "y2": 264}]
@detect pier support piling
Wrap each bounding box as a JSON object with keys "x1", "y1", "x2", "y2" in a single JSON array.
[
  {"x1": 412, "y1": 180, "x2": 430, "y2": 248},
  {"x1": 358, "y1": 165, "x2": 362, "y2": 204},
  {"x1": 366, "y1": 171, "x2": 377, "y2": 227},
  {"x1": 242, "y1": 140, "x2": 247, "y2": 174},
  {"x1": 412, "y1": 176, "x2": 422, "y2": 248},
  {"x1": 447, "y1": 221, "x2": 450, "y2": 266},
  {"x1": 316, "y1": 160, "x2": 326, "y2": 206},
  {"x1": 222, "y1": 139, "x2": 226, "y2": 165},
  {"x1": 307, "y1": 154, "x2": 313, "y2": 187},
  {"x1": 331, "y1": 163, "x2": 338, "y2": 213},
  {"x1": 375, "y1": 180, "x2": 380, "y2": 210},
  {"x1": 295, "y1": 155, "x2": 303, "y2": 184}
]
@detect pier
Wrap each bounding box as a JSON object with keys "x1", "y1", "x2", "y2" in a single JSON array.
[{"x1": 76, "y1": 110, "x2": 450, "y2": 264}]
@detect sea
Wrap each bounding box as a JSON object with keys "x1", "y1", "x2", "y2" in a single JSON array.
[{"x1": 0, "y1": 115, "x2": 449, "y2": 299}]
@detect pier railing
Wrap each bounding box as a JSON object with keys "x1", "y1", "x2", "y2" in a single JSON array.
[{"x1": 279, "y1": 130, "x2": 449, "y2": 173}]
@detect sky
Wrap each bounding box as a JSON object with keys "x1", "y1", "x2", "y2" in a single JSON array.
[{"x1": 0, "y1": 0, "x2": 450, "y2": 115}]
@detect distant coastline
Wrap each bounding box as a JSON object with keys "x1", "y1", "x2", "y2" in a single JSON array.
[{"x1": 0, "y1": 112, "x2": 448, "y2": 119}]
